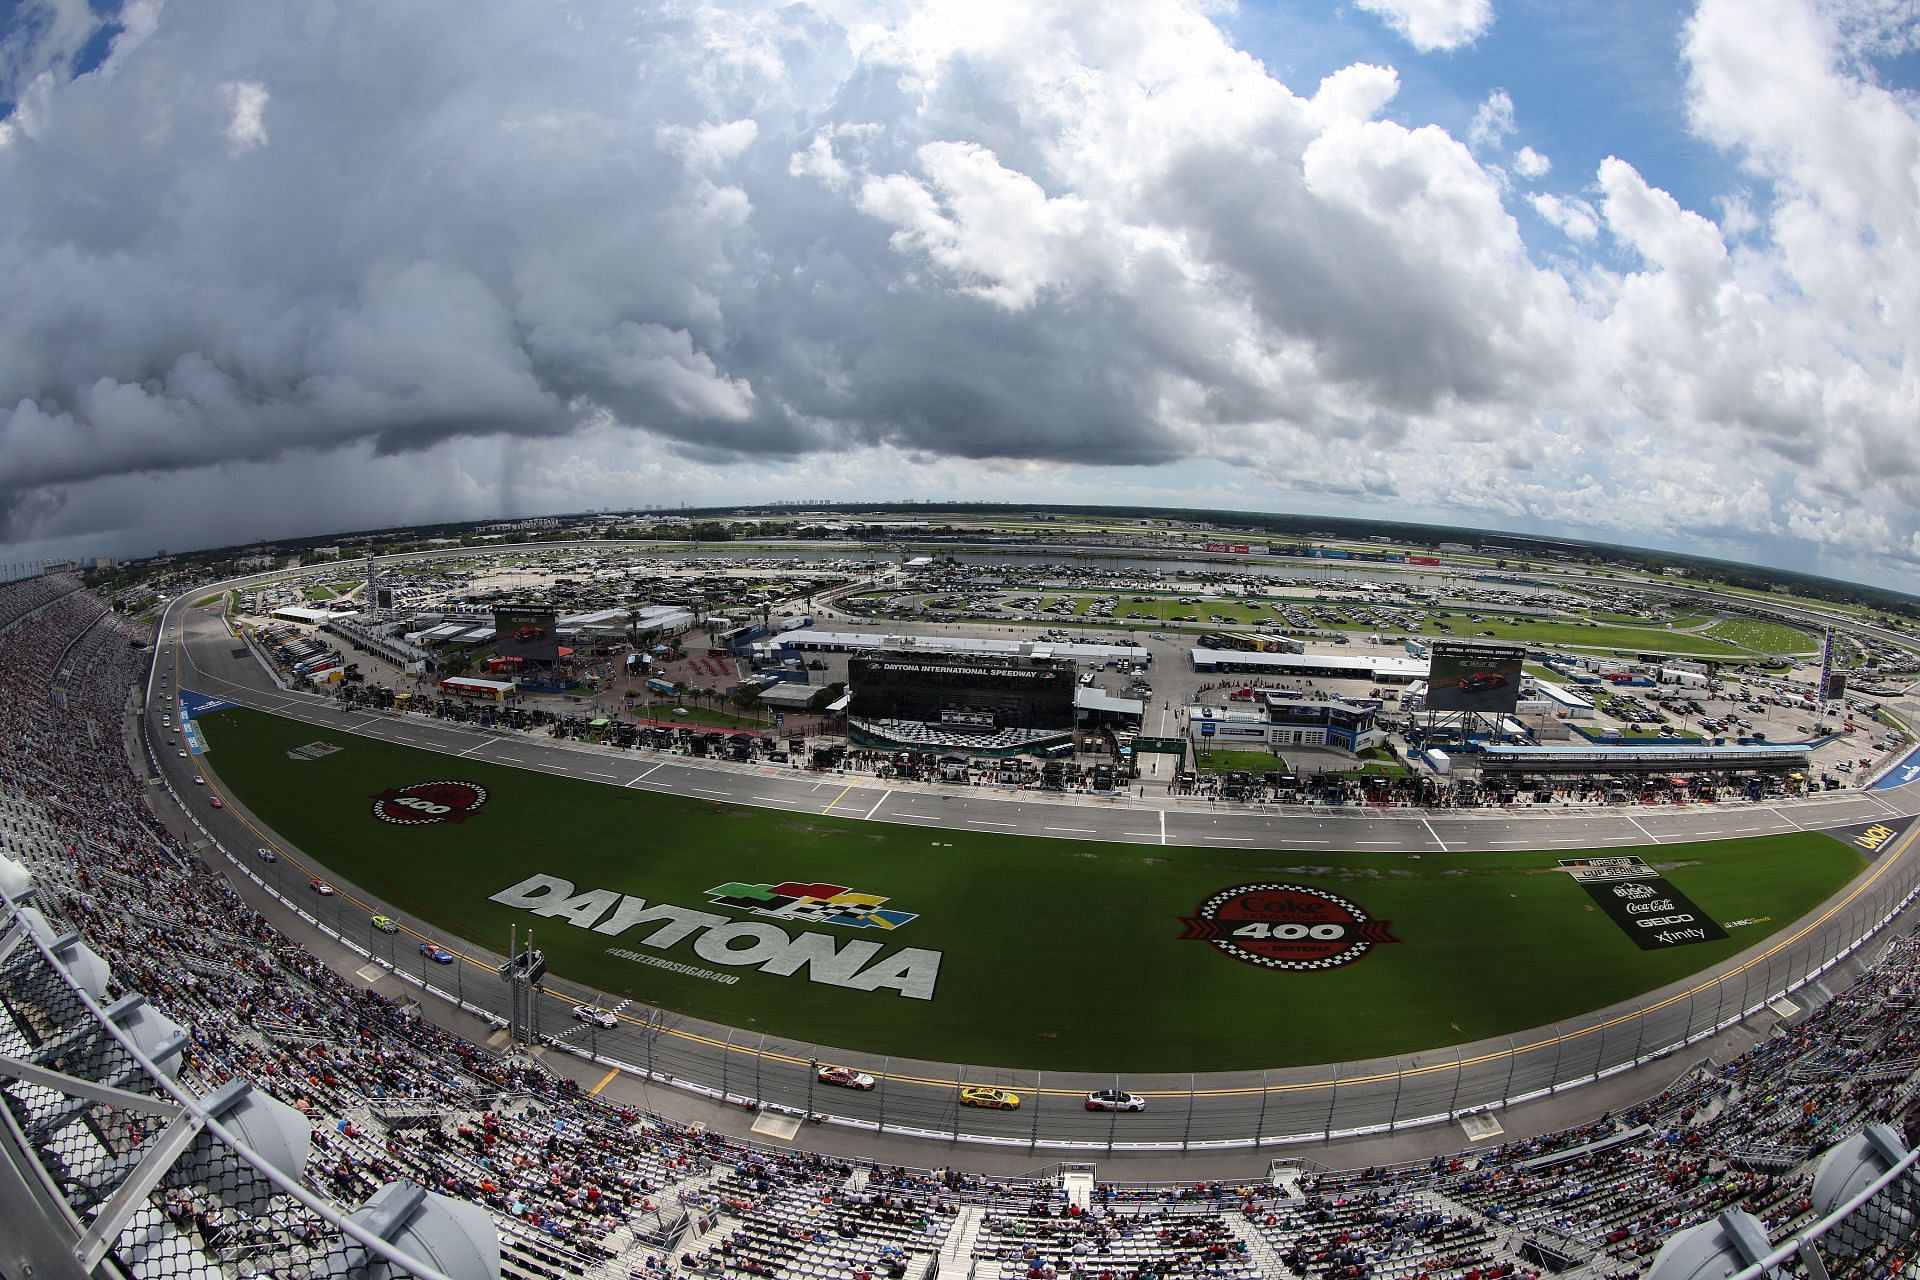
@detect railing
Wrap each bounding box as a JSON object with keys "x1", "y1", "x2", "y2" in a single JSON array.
[{"x1": 0, "y1": 884, "x2": 489, "y2": 1280}]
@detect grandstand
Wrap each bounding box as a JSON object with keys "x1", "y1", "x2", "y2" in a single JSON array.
[{"x1": 3, "y1": 571, "x2": 1920, "y2": 1280}]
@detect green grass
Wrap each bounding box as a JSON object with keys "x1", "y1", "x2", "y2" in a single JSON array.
[
  {"x1": 1192, "y1": 747, "x2": 1289, "y2": 775},
  {"x1": 190, "y1": 593, "x2": 222, "y2": 608},
  {"x1": 304, "y1": 585, "x2": 336, "y2": 601},
  {"x1": 1705, "y1": 617, "x2": 1818, "y2": 654},
  {"x1": 196, "y1": 706, "x2": 1866, "y2": 1072}
]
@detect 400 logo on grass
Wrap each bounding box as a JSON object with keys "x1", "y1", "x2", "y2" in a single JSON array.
[
  {"x1": 371, "y1": 780, "x2": 490, "y2": 826},
  {"x1": 1179, "y1": 884, "x2": 1399, "y2": 972}
]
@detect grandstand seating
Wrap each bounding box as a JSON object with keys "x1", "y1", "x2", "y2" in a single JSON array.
[{"x1": 3, "y1": 573, "x2": 1920, "y2": 1280}]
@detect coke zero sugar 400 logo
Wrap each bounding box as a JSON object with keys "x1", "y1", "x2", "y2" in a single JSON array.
[
  {"x1": 372, "y1": 781, "x2": 490, "y2": 827},
  {"x1": 1179, "y1": 883, "x2": 1398, "y2": 971}
]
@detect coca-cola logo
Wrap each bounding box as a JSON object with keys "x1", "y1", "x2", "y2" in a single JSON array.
[
  {"x1": 371, "y1": 780, "x2": 490, "y2": 827},
  {"x1": 1179, "y1": 883, "x2": 1398, "y2": 971}
]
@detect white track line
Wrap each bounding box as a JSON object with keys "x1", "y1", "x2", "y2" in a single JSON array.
[
  {"x1": 864, "y1": 791, "x2": 891, "y2": 821},
  {"x1": 1045, "y1": 827, "x2": 1096, "y2": 834}
]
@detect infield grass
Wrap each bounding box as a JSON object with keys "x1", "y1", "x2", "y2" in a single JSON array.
[{"x1": 197, "y1": 706, "x2": 1866, "y2": 1072}]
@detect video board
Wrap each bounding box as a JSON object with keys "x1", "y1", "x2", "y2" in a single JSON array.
[
  {"x1": 1425, "y1": 641, "x2": 1525, "y2": 714},
  {"x1": 493, "y1": 604, "x2": 562, "y2": 663}
]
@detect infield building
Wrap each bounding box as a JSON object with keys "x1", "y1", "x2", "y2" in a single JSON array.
[{"x1": 846, "y1": 652, "x2": 1077, "y2": 755}]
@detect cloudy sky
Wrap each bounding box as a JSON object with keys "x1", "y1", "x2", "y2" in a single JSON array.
[{"x1": 1, "y1": 0, "x2": 1917, "y2": 589}]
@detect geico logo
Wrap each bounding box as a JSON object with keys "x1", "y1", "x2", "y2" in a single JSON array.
[
  {"x1": 1635, "y1": 913, "x2": 1696, "y2": 928},
  {"x1": 392, "y1": 797, "x2": 453, "y2": 815},
  {"x1": 1233, "y1": 922, "x2": 1346, "y2": 941}
]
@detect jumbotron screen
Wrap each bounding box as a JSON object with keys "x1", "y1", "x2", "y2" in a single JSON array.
[
  {"x1": 493, "y1": 605, "x2": 562, "y2": 663},
  {"x1": 1425, "y1": 641, "x2": 1525, "y2": 714}
]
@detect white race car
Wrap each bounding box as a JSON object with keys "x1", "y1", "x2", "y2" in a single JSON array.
[
  {"x1": 573, "y1": 1005, "x2": 617, "y2": 1029},
  {"x1": 816, "y1": 1064, "x2": 877, "y2": 1091}
]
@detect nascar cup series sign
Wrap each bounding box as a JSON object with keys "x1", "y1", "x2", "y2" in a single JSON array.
[{"x1": 1179, "y1": 883, "x2": 1399, "y2": 971}]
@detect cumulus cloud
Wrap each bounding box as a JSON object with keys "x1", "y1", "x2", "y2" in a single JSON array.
[
  {"x1": 1529, "y1": 192, "x2": 1597, "y2": 240},
  {"x1": 0, "y1": 0, "x2": 1918, "y2": 589},
  {"x1": 1512, "y1": 145, "x2": 1549, "y2": 178},
  {"x1": 1352, "y1": 0, "x2": 1495, "y2": 52},
  {"x1": 1467, "y1": 88, "x2": 1516, "y2": 150},
  {"x1": 220, "y1": 81, "x2": 269, "y2": 154}
]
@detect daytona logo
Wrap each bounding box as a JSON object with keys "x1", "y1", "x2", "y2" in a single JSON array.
[
  {"x1": 1179, "y1": 883, "x2": 1398, "y2": 972},
  {"x1": 371, "y1": 780, "x2": 490, "y2": 826}
]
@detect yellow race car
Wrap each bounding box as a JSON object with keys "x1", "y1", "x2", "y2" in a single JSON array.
[{"x1": 959, "y1": 1086, "x2": 1021, "y2": 1111}]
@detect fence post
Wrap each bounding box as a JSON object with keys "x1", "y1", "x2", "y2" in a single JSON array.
[
  {"x1": 1325, "y1": 1064, "x2": 1339, "y2": 1140},
  {"x1": 1503, "y1": 1036, "x2": 1517, "y2": 1106},
  {"x1": 878, "y1": 1056, "x2": 889, "y2": 1134},
  {"x1": 1389, "y1": 1060, "x2": 1404, "y2": 1132},
  {"x1": 1257, "y1": 1071, "x2": 1269, "y2": 1145},
  {"x1": 1031, "y1": 1071, "x2": 1042, "y2": 1153},
  {"x1": 1449, "y1": 1045, "x2": 1464, "y2": 1117},
  {"x1": 1549, "y1": 1025, "x2": 1564, "y2": 1093},
  {"x1": 721, "y1": 1030, "x2": 732, "y2": 1102}
]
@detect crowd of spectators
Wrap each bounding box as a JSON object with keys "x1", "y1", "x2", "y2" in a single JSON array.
[{"x1": 3, "y1": 574, "x2": 1920, "y2": 1280}]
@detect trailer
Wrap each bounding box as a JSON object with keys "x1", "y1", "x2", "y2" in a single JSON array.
[{"x1": 1423, "y1": 748, "x2": 1452, "y2": 775}]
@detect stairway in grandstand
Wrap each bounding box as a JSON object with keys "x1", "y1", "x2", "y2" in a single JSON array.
[{"x1": 933, "y1": 1205, "x2": 983, "y2": 1280}]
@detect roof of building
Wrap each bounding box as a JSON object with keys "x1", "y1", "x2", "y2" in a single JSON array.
[
  {"x1": 1074, "y1": 687, "x2": 1146, "y2": 716},
  {"x1": 770, "y1": 630, "x2": 1150, "y2": 662},
  {"x1": 270, "y1": 605, "x2": 345, "y2": 625},
  {"x1": 1188, "y1": 648, "x2": 1428, "y2": 677},
  {"x1": 754, "y1": 682, "x2": 820, "y2": 707}
]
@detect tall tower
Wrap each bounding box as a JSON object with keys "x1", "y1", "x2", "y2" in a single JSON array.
[{"x1": 365, "y1": 552, "x2": 379, "y2": 613}]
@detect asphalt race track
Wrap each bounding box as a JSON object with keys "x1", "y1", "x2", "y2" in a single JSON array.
[{"x1": 142, "y1": 590, "x2": 1920, "y2": 1153}]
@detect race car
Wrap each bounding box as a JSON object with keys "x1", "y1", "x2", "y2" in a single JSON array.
[
  {"x1": 371, "y1": 914, "x2": 398, "y2": 933},
  {"x1": 1457, "y1": 671, "x2": 1508, "y2": 693},
  {"x1": 816, "y1": 1064, "x2": 877, "y2": 1091},
  {"x1": 192, "y1": 775, "x2": 203, "y2": 785},
  {"x1": 959, "y1": 1086, "x2": 1021, "y2": 1111},
  {"x1": 255, "y1": 846, "x2": 276, "y2": 863},
  {"x1": 209, "y1": 798, "x2": 223, "y2": 809},
  {"x1": 573, "y1": 1005, "x2": 618, "y2": 1029},
  {"x1": 1085, "y1": 1090, "x2": 1147, "y2": 1112},
  {"x1": 309, "y1": 879, "x2": 335, "y2": 896},
  {"x1": 418, "y1": 942, "x2": 454, "y2": 965}
]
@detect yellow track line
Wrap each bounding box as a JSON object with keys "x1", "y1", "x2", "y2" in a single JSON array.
[
  {"x1": 589, "y1": 1067, "x2": 620, "y2": 1096},
  {"x1": 819, "y1": 781, "x2": 856, "y2": 813}
]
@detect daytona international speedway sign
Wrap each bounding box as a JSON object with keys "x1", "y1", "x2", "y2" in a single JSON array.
[{"x1": 489, "y1": 875, "x2": 942, "y2": 1000}]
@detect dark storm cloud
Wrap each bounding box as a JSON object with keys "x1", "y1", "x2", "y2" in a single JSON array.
[{"x1": 0, "y1": 0, "x2": 1917, "y2": 583}]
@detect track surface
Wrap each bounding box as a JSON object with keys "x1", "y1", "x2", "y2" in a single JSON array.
[{"x1": 145, "y1": 591, "x2": 1920, "y2": 1152}]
